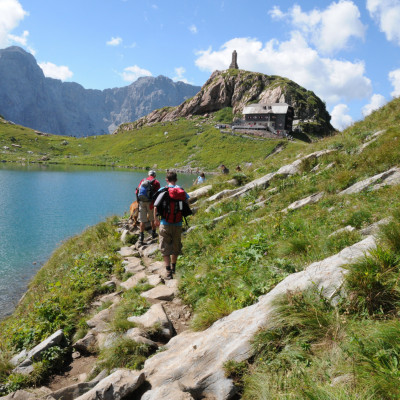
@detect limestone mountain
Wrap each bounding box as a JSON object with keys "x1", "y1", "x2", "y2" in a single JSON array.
[
  {"x1": 127, "y1": 69, "x2": 334, "y2": 136},
  {"x1": 0, "y1": 46, "x2": 200, "y2": 137}
]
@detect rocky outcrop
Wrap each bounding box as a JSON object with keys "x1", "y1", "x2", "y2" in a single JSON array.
[
  {"x1": 125, "y1": 69, "x2": 334, "y2": 136},
  {"x1": 139, "y1": 236, "x2": 376, "y2": 399},
  {"x1": 339, "y1": 167, "x2": 400, "y2": 195},
  {"x1": 0, "y1": 47, "x2": 200, "y2": 137}
]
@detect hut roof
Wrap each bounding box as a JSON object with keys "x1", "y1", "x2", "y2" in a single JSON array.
[{"x1": 243, "y1": 103, "x2": 291, "y2": 115}]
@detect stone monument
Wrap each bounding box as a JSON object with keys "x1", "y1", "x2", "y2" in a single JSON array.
[{"x1": 229, "y1": 50, "x2": 239, "y2": 69}]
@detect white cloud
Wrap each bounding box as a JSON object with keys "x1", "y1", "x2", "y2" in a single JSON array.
[
  {"x1": 362, "y1": 94, "x2": 386, "y2": 116},
  {"x1": 270, "y1": 2, "x2": 365, "y2": 54},
  {"x1": 173, "y1": 66, "x2": 189, "y2": 83},
  {"x1": 120, "y1": 65, "x2": 152, "y2": 82},
  {"x1": 0, "y1": 0, "x2": 28, "y2": 47},
  {"x1": 38, "y1": 62, "x2": 73, "y2": 81},
  {"x1": 389, "y1": 68, "x2": 400, "y2": 96},
  {"x1": 367, "y1": 0, "x2": 400, "y2": 45},
  {"x1": 8, "y1": 29, "x2": 28, "y2": 45},
  {"x1": 331, "y1": 103, "x2": 353, "y2": 130},
  {"x1": 195, "y1": 35, "x2": 371, "y2": 104},
  {"x1": 189, "y1": 24, "x2": 198, "y2": 34},
  {"x1": 106, "y1": 36, "x2": 122, "y2": 46}
]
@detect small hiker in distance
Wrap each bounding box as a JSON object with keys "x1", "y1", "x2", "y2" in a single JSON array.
[
  {"x1": 136, "y1": 170, "x2": 161, "y2": 244},
  {"x1": 220, "y1": 164, "x2": 230, "y2": 174},
  {"x1": 194, "y1": 172, "x2": 205, "y2": 185},
  {"x1": 153, "y1": 171, "x2": 192, "y2": 280}
]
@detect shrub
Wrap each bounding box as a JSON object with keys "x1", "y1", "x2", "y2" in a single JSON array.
[
  {"x1": 344, "y1": 246, "x2": 400, "y2": 316},
  {"x1": 97, "y1": 337, "x2": 151, "y2": 371},
  {"x1": 214, "y1": 107, "x2": 233, "y2": 124}
]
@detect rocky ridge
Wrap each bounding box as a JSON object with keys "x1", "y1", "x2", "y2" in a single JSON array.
[
  {"x1": 0, "y1": 47, "x2": 200, "y2": 137},
  {"x1": 120, "y1": 69, "x2": 334, "y2": 136}
]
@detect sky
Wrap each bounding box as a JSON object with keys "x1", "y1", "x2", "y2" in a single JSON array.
[{"x1": 1, "y1": 0, "x2": 400, "y2": 131}]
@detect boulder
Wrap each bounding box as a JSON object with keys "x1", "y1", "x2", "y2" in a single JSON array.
[{"x1": 73, "y1": 332, "x2": 97, "y2": 353}]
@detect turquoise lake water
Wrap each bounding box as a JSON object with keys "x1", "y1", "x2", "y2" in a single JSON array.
[{"x1": 0, "y1": 164, "x2": 195, "y2": 319}]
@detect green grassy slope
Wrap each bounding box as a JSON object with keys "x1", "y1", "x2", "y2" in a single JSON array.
[
  {"x1": 1, "y1": 98, "x2": 400, "y2": 397},
  {"x1": 0, "y1": 116, "x2": 307, "y2": 171}
]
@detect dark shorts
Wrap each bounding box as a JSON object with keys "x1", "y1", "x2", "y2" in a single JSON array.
[{"x1": 159, "y1": 224, "x2": 183, "y2": 256}]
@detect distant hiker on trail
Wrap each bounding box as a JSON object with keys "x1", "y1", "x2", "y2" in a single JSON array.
[
  {"x1": 136, "y1": 170, "x2": 160, "y2": 244},
  {"x1": 194, "y1": 172, "x2": 205, "y2": 185},
  {"x1": 235, "y1": 165, "x2": 241, "y2": 172},
  {"x1": 220, "y1": 164, "x2": 230, "y2": 174},
  {"x1": 153, "y1": 171, "x2": 191, "y2": 280}
]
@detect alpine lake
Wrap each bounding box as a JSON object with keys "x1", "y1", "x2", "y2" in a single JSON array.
[{"x1": 0, "y1": 163, "x2": 196, "y2": 319}]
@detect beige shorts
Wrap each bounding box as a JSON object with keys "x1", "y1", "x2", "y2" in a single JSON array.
[
  {"x1": 138, "y1": 201, "x2": 154, "y2": 223},
  {"x1": 159, "y1": 224, "x2": 183, "y2": 256}
]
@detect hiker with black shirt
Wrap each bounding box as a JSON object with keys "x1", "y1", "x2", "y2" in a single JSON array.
[
  {"x1": 136, "y1": 170, "x2": 161, "y2": 244},
  {"x1": 153, "y1": 171, "x2": 190, "y2": 279}
]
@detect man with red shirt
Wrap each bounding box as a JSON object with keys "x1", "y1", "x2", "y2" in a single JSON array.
[{"x1": 136, "y1": 170, "x2": 160, "y2": 244}]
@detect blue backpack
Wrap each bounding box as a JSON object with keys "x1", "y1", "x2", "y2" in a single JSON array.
[{"x1": 136, "y1": 178, "x2": 155, "y2": 201}]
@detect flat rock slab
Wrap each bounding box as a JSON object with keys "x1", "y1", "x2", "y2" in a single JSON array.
[
  {"x1": 140, "y1": 236, "x2": 376, "y2": 400},
  {"x1": 147, "y1": 274, "x2": 162, "y2": 286},
  {"x1": 128, "y1": 303, "x2": 173, "y2": 339},
  {"x1": 141, "y1": 285, "x2": 177, "y2": 301},
  {"x1": 328, "y1": 225, "x2": 356, "y2": 237},
  {"x1": 120, "y1": 271, "x2": 148, "y2": 291},
  {"x1": 117, "y1": 247, "x2": 137, "y2": 257},
  {"x1": 339, "y1": 167, "x2": 400, "y2": 195},
  {"x1": 148, "y1": 261, "x2": 165, "y2": 274},
  {"x1": 12, "y1": 330, "x2": 66, "y2": 375},
  {"x1": 142, "y1": 243, "x2": 159, "y2": 258},
  {"x1": 188, "y1": 185, "x2": 212, "y2": 203},
  {"x1": 51, "y1": 370, "x2": 108, "y2": 400},
  {"x1": 75, "y1": 369, "x2": 145, "y2": 400},
  {"x1": 283, "y1": 192, "x2": 324, "y2": 213}
]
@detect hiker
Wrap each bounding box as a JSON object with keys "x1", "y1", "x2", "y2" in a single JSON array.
[
  {"x1": 235, "y1": 165, "x2": 241, "y2": 172},
  {"x1": 136, "y1": 170, "x2": 161, "y2": 244},
  {"x1": 153, "y1": 171, "x2": 190, "y2": 279},
  {"x1": 220, "y1": 164, "x2": 230, "y2": 174},
  {"x1": 194, "y1": 172, "x2": 205, "y2": 185}
]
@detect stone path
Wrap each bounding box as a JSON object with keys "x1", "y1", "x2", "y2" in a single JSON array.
[{"x1": 13, "y1": 223, "x2": 194, "y2": 400}]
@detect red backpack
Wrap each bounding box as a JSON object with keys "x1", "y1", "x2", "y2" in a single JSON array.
[{"x1": 154, "y1": 186, "x2": 192, "y2": 223}]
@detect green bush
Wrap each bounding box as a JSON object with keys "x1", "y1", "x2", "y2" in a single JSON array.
[
  {"x1": 214, "y1": 107, "x2": 233, "y2": 123},
  {"x1": 97, "y1": 337, "x2": 151, "y2": 371}
]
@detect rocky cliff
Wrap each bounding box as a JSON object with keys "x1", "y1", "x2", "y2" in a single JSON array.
[
  {"x1": 125, "y1": 69, "x2": 334, "y2": 136},
  {"x1": 0, "y1": 47, "x2": 200, "y2": 137}
]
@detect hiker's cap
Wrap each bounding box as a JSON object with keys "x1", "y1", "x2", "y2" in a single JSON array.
[{"x1": 148, "y1": 170, "x2": 156, "y2": 177}]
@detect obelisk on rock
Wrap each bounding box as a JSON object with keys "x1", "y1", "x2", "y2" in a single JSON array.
[{"x1": 229, "y1": 50, "x2": 239, "y2": 69}]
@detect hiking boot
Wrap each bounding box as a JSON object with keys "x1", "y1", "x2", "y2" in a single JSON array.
[
  {"x1": 139, "y1": 232, "x2": 144, "y2": 245},
  {"x1": 171, "y1": 263, "x2": 176, "y2": 274},
  {"x1": 165, "y1": 266, "x2": 173, "y2": 280},
  {"x1": 151, "y1": 230, "x2": 158, "y2": 239}
]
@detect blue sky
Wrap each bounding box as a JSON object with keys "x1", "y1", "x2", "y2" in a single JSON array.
[{"x1": 1, "y1": 0, "x2": 400, "y2": 131}]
